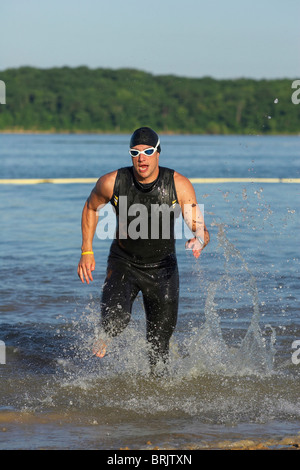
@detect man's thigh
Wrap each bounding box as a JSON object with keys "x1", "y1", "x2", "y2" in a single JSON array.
[{"x1": 101, "y1": 259, "x2": 139, "y2": 335}]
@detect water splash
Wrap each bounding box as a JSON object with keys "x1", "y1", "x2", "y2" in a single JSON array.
[
  {"x1": 60, "y1": 223, "x2": 276, "y2": 385},
  {"x1": 177, "y1": 223, "x2": 276, "y2": 377},
  {"x1": 12, "y1": 226, "x2": 289, "y2": 432}
]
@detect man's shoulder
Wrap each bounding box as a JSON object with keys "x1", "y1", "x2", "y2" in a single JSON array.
[
  {"x1": 97, "y1": 169, "x2": 118, "y2": 186},
  {"x1": 95, "y1": 167, "x2": 134, "y2": 196},
  {"x1": 173, "y1": 171, "x2": 190, "y2": 186},
  {"x1": 94, "y1": 170, "x2": 118, "y2": 199},
  {"x1": 173, "y1": 171, "x2": 195, "y2": 199},
  {"x1": 116, "y1": 166, "x2": 132, "y2": 176},
  {"x1": 158, "y1": 166, "x2": 176, "y2": 179}
]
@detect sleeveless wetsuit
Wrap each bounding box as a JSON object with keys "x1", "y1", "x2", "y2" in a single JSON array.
[{"x1": 100, "y1": 166, "x2": 180, "y2": 368}]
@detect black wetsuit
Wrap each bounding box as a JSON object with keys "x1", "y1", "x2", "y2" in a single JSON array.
[{"x1": 101, "y1": 166, "x2": 180, "y2": 367}]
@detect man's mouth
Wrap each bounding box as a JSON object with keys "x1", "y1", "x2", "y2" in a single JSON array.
[{"x1": 138, "y1": 165, "x2": 148, "y2": 172}]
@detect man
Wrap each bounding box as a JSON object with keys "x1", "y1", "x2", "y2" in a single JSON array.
[{"x1": 77, "y1": 127, "x2": 209, "y2": 373}]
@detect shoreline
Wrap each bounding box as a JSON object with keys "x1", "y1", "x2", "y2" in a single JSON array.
[
  {"x1": 0, "y1": 129, "x2": 299, "y2": 136},
  {"x1": 0, "y1": 410, "x2": 299, "y2": 450}
]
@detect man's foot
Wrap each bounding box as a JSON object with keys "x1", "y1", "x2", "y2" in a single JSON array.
[{"x1": 92, "y1": 337, "x2": 110, "y2": 358}]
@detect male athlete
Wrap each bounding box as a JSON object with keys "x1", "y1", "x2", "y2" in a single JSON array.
[{"x1": 77, "y1": 127, "x2": 209, "y2": 373}]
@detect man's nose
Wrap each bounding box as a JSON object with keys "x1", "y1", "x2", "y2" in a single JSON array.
[{"x1": 138, "y1": 152, "x2": 146, "y2": 161}]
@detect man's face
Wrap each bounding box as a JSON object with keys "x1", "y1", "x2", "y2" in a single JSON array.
[{"x1": 131, "y1": 144, "x2": 160, "y2": 182}]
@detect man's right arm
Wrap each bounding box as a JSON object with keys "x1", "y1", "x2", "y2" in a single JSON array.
[{"x1": 77, "y1": 171, "x2": 117, "y2": 284}]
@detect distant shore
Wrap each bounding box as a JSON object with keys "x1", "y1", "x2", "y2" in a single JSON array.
[
  {"x1": 0, "y1": 129, "x2": 299, "y2": 136},
  {"x1": 1, "y1": 67, "x2": 299, "y2": 135}
]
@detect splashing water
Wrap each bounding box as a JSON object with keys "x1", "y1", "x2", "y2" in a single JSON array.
[
  {"x1": 177, "y1": 223, "x2": 276, "y2": 377},
  {"x1": 62, "y1": 223, "x2": 276, "y2": 385},
  {"x1": 38, "y1": 222, "x2": 283, "y2": 444}
]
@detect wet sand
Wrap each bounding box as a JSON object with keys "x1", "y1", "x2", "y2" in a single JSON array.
[
  {"x1": 118, "y1": 436, "x2": 300, "y2": 450},
  {"x1": 0, "y1": 411, "x2": 299, "y2": 450},
  {"x1": 170, "y1": 436, "x2": 300, "y2": 450}
]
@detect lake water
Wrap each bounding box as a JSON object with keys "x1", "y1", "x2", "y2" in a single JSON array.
[{"x1": 0, "y1": 134, "x2": 299, "y2": 450}]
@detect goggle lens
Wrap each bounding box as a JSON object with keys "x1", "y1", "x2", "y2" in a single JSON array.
[{"x1": 144, "y1": 148, "x2": 155, "y2": 156}]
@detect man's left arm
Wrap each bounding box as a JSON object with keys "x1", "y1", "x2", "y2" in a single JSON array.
[{"x1": 174, "y1": 172, "x2": 210, "y2": 258}]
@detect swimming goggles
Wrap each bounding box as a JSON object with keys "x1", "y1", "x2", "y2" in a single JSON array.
[{"x1": 129, "y1": 139, "x2": 160, "y2": 158}]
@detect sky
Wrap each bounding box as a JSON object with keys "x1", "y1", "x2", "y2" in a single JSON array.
[{"x1": 0, "y1": 0, "x2": 299, "y2": 79}]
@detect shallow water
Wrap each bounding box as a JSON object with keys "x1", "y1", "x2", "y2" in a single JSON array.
[{"x1": 0, "y1": 134, "x2": 299, "y2": 449}]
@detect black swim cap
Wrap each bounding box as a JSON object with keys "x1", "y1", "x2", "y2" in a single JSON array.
[{"x1": 130, "y1": 127, "x2": 161, "y2": 153}]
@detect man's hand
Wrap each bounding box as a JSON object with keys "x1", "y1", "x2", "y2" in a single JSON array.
[
  {"x1": 185, "y1": 237, "x2": 204, "y2": 259},
  {"x1": 77, "y1": 253, "x2": 95, "y2": 284}
]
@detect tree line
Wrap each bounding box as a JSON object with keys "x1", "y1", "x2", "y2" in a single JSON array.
[{"x1": 0, "y1": 66, "x2": 299, "y2": 134}]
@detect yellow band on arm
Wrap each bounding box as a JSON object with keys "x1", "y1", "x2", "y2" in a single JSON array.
[{"x1": 81, "y1": 251, "x2": 94, "y2": 255}]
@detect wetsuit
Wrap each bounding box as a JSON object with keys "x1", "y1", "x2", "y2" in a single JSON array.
[{"x1": 100, "y1": 166, "x2": 181, "y2": 367}]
